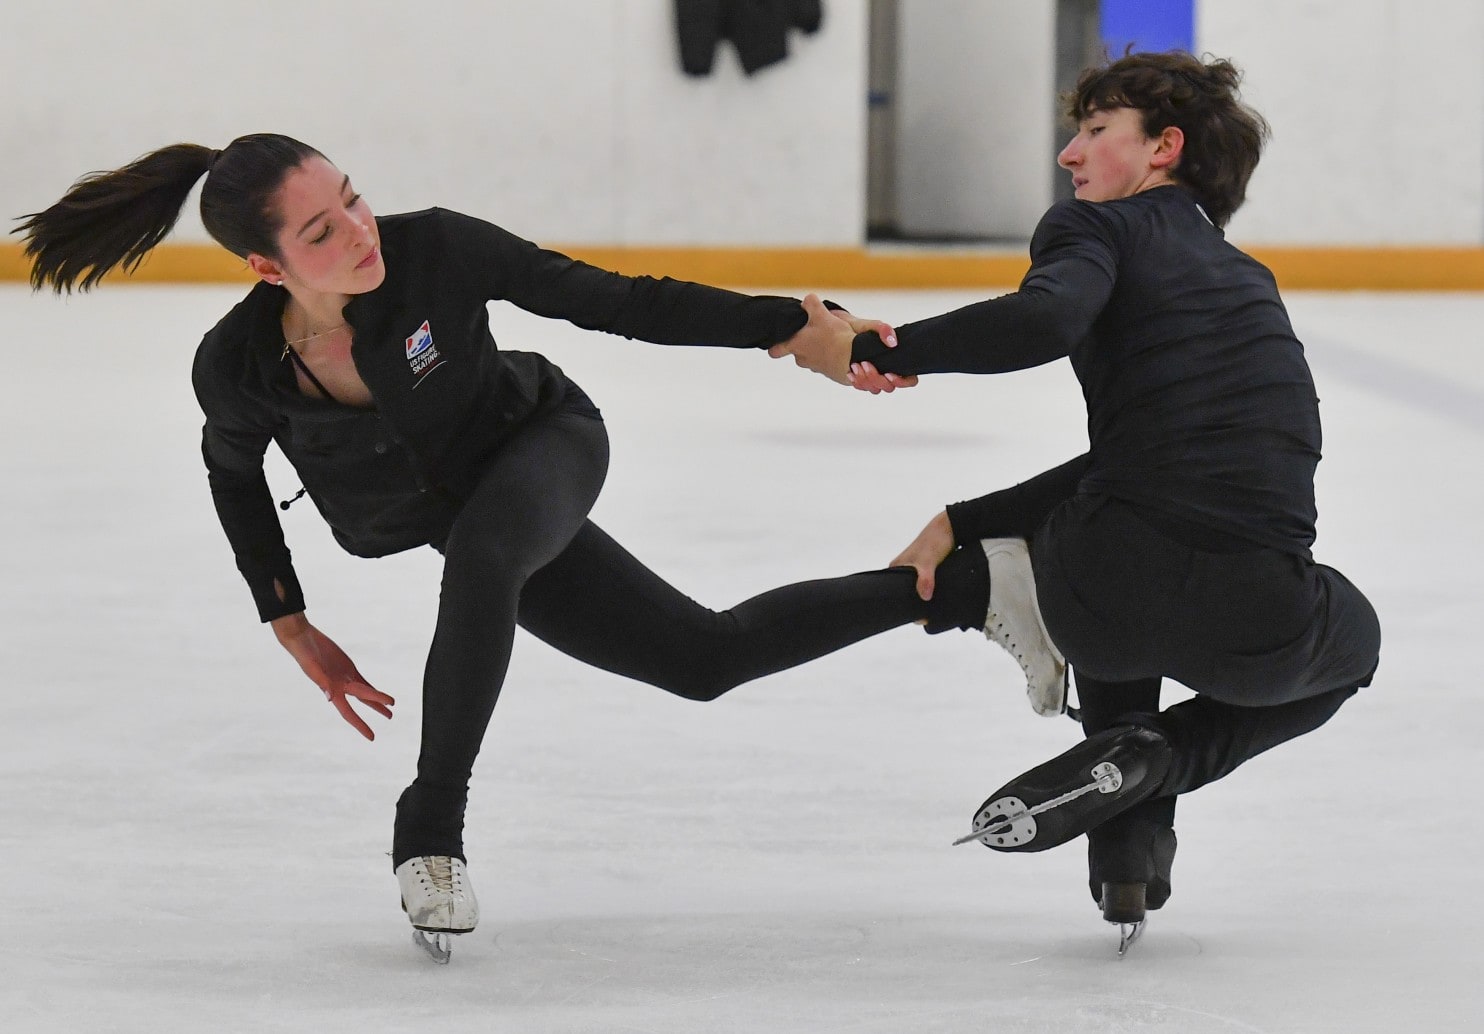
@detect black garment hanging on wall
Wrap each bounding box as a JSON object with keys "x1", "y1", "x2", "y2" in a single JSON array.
[{"x1": 676, "y1": 0, "x2": 824, "y2": 76}]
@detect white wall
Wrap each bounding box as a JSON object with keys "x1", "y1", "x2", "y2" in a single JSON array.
[
  {"x1": 4, "y1": 0, "x2": 1482, "y2": 249},
  {"x1": 4, "y1": 0, "x2": 867, "y2": 248},
  {"x1": 1198, "y1": 0, "x2": 1484, "y2": 245},
  {"x1": 895, "y1": 0, "x2": 1056, "y2": 239}
]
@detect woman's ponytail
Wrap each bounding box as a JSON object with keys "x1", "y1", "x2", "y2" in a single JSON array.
[
  {"x1": 17, "y1": 133, "x2": 323, "y2": 294},
  {"x1": 15, "y1": 143, "x2": 216, "y2": 293}
]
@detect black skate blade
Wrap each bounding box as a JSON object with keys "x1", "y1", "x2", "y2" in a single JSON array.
[
  {"x1": 1115, "y1": 919, "x2": 1146, "y2": 957},
  {"x1": 412, "y1": 929, "x2": 453, "y2": 964}
]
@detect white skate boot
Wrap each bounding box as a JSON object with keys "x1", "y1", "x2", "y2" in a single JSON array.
[
  {"x1": 396, "y1": 856, "x2": 479, "y2": 964},
  {"x1": 981, "y1": 538, "x2": 1068, "y2": 716}
]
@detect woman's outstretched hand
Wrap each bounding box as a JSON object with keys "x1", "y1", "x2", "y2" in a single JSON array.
[
  {"x1": 848, "y1": 361, "x2": 919, "y2": 394},
  {"x1": 768, "y1": 294, "x2": 902, "y2": 387},
  {"x1": 768, "y1": 294, "x2": 855, "y2": 383},
  {"x1": 271, "y1": 613, "x2": 395, "y2": 740},
  {"x1": 891, "y1": 510, "x2": 957, "y2": 603}
]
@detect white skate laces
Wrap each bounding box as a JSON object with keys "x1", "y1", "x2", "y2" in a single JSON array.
[
  {"x1": 980, "y1": 538, "x2": 1068, "y2": 716},
  {"x1": 397, "y1": 855, "x2": 479, "y2": 963}
]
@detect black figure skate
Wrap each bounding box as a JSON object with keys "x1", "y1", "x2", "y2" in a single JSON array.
[
  {"x1": 1091, "y1": 822, "x2": 1177, "y2": 957},
  {"x1": 956, "y1": 725, "x2": 1173, "y2": 853}
]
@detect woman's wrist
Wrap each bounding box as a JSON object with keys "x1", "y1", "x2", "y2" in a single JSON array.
[
  {"x1": 271, "y1": 611, "x2": 309, "y2": 641},
  {"x1": 931, "y1": 508, "x2": 958, "y2": 548}
]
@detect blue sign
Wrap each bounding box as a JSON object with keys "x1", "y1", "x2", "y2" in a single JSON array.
[{"x1": 1101, "y1": 0, "x2": 1194, "y2": 54}]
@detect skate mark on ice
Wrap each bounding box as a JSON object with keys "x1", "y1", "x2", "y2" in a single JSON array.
[
  {"x1": 1308, "y1": 335, "x2": 1484, "y2": 435},
  {"x1": 751, "y1": 428, "x2": 992, "y2": 451},
  {"x1": 1050, "y1": 928, "x2": 1204, "y2": 962},
  {"x1": 1081, "y1": 991, "x2": 1277, "y2": 1032}
]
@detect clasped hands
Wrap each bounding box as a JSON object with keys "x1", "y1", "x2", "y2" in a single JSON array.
[{"x1": 767, "y1": 294, "x2": 918, "y2": 394}]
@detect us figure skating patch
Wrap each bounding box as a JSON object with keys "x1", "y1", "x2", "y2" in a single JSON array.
[{"x1": 405, "y1": 319, "x2": 444, "y2": 381}]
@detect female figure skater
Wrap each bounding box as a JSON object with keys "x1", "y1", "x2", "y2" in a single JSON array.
[
  {"x1": 774, "y1": 51, "x2": 1382, "y2": 945},
  {"x1": 16, "y1": 135, "x2": 1062, "y2": 960}
]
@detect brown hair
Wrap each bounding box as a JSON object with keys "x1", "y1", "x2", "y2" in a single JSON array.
[
  {"x1": 15, "y1": 133, "x2": 324, "y2": 293},
  {"x1": 1065, "y1": 52, "x2": 1270, "y2": 227}
]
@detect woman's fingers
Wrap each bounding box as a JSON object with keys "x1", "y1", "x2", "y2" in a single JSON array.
[
  {"x1": 345, "y1": 679, "x2": 395, "y2": 719},
  {"x1": 848, "y1": 362, "x2": 919, "y2": 393},
  {"x1": 914, "y1": 564, "x2": 936, "y2": 602},
  {"x1": 327, "y1": 680, "x2": 395, "y2": 739},
  {"x1": 849, "y1": 362, "x2": 893, "y2": 393},
  {"x1": 329, "y1": 692, "x2": 376, "y2": 740}
]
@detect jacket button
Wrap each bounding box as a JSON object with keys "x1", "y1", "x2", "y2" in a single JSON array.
[{"x1": 374, "y1": 441, "x2": 388, "y2": 455}]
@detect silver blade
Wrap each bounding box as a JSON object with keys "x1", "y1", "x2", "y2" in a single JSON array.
[
  {"x1": 1116, "y1": 919, "x2": 1146, "y2": 957},
  {"x1": 952, "y1": 814, "x2": 1026, "y2": 846},
  {"x1": 953, "y1": 769, "x2": 1120, "y2": 846},
  {"x1": 412, "y1": 929, "x2": 452, "y2": 964}
]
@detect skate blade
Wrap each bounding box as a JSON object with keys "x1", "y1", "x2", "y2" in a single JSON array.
[
  {"x1": 1115, "y1": 919, "x2": 1146, "y2": 957},
  {"x1": 412, "y1": 929, "x2": 453, "y2": 964}
]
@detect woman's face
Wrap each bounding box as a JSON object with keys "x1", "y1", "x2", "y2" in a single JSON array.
[
  {"x1": 259, "y1": 156, "x2": 385, "y2": 295},
  {"x1": 1057, "y1": 106, "x2": 1179, "y2": 203}
]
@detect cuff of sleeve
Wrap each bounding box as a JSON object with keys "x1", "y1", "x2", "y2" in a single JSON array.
[
  {"x1": 248, "y1": 565, "x2": 306, "y2": 623},
  {"x1": 768, "y1": 297, "x2": 811, "y2": 347},
  {"x1": 945, "y1": 494, "x2": 1021, "y2": 545},
  {"x1": 944, "y1": 502, "x2": 972, "y2": 547},
  {"x1": 769, "y1": 298, "x2": 845, "y2": 348},
  {"x1": 850, "y1": 330, "x2": 893, "y2": 366}
]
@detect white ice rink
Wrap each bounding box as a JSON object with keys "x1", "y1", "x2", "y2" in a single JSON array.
[{"x1": 3, "y1": 284, "x2": 1481, "y2": 1033}]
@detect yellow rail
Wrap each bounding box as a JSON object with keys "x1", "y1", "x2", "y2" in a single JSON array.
[{"x1": 3, "y1": 242, "x2": 1482, "y2": 291}]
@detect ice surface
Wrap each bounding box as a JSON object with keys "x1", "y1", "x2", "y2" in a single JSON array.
[{"x1": 2, "y1": 285, "x2": 1480, "y2": 1033}]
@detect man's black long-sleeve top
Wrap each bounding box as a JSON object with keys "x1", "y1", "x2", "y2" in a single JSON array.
[
  {"x1": 192, "y1": 208, "x2": 811, "y2": 622},
  {"x1": 852, "y1": 186, "x2": 1323, "y2": 559}
]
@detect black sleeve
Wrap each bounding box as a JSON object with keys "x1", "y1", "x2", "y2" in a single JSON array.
[
  {"x1": 436, "y1": 209, "x2": 809, "y2": 349},
  {"x1": 851, "y1": 201, "x2": 1119, "y2": 375},
  {"x1": 192, "y1": 347, "x2": 305, "y2": 623},
  {"x1": 946, "y1": 454, "x2": 1091, "y2": 544},
  {"x1": 675, "y1": 0, "x2": 722, "y2": 75}
]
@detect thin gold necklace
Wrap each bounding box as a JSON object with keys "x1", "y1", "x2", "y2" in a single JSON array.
[{"x1": 281, "y1": 322, "x2": 348, "y2": 359}]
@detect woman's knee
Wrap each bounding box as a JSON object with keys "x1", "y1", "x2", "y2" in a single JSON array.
[
  {"x1": 443, "y1": 536, "x2": 533, "y2": 590},
  {"x1": 672, "y1": 680, "x2": 734, "y2": 703},
  {"x1": 651, "y1": 659, "x2": 741, "y2": 702},
  {"x1": 644, "y1": 636, "x2": 749, "y2": 702}
]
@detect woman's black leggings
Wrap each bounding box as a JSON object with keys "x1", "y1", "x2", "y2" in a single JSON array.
[{"x1": 394, "y1": 406, "x2": 961, "y2": 864}]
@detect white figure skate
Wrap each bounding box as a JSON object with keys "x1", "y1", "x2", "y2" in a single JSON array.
[
  {"x1": 396, "y1": 856, "x2": 479, "y2": 964},
  {"x1": 980, "y1": 538, "x2": 1068, "y2": 716}
]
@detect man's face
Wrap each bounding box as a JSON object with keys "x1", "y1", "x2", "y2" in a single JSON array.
[{"x1": 1057, "y1": 106, "x2": 1177, "y2": 203}]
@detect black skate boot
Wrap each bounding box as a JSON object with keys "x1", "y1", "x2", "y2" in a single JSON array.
[
  {"x1": 1092, "y1": 818, "x2": 1169, "y2": 955},
  {"x1": 1093, "y1": 824, "x2": 1176, "y2": 956},
  {"x1": 964, "y1": 725, "x2": 1173, "y2": 852},
  {"x1": 1089, "y1": 822, "x2": 1178, "y2": 923}
]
